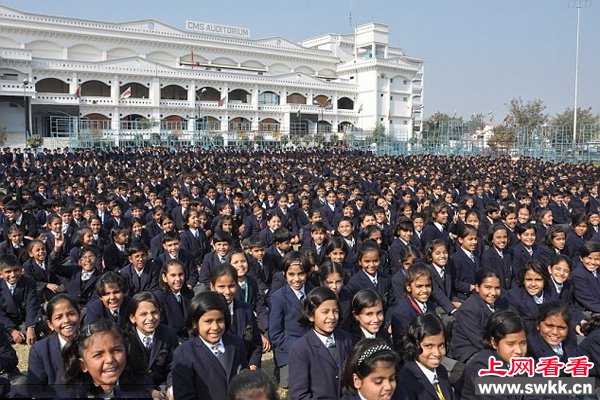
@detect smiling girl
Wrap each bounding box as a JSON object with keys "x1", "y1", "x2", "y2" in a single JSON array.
[{"x1": 289, "y1": 287, "x2": 354, "y2": 400}]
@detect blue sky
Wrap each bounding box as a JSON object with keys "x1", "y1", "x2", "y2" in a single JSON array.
[{"x1": 4, "y1": 0, "x2": 599, "y2": 124}]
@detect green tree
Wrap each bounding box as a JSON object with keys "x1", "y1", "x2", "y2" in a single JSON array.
[
  {"x1": 506, "y1": 98, "x2": 548, "y2": 128},
  {"x1": 551, "y1": 107, "x2": 599, "y2": 142},
  {"x1": 368, "y1": 123, "x2": 386, "y2": 143},
  {"x1": 0, "y1": 123, "x2": 6, "y2": 146},
  {"x1": 488, "y1": 125, "x2": 516, "y2": 152}
]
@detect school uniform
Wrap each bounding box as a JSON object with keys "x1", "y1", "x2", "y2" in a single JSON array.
[
  {"x1": 84, "y1": 296, "x2": 132, "y2": 330},
  {"x1": 50, "y1": 263, "x2": 101, "y2": 306},
  {"x1": 572, "y1": 264, "x2": 600, "y2": 314},
  {"x1": 527, "y1": 329, "x2": 579, "y2": 363},
  {"x1": 481, "y1": 246, "x2": 513, "y2": 290},
  {"x1": 155, "y1": 248, "x2": 198, "y2": 289},
  {"x1": 338, "y1": 287, "x2": 354, "y2": 331},
  {"x1": 153, "y1": 287, "x2": 194, "y2": 339},
  {"x1": 268, "y1": 284, "x2": 311, "y2": 368},
  {"x1": 43, "y1": 231, "x2": 70, "y2": 257},
  {"x1": 126, "y1": 324, "x2": 179, "y2": 387},
  {"x1": 450, "y1": 248, "x2": 480, "y2": 301},
  {"x1": 461, "y1": 349, "x2": 522, "y2": 400},
  {"x1": 389, "y1": 238, "x2": 410, "y2": 274},
  {"x1": 451, "y1": 294, "x2": 507, "y2": 363},
  {"x1": 198, "y1": 250, "x2": 230, "y2": 287},
  {"x1": 259, "y1": 228, "x2": 276, "y2": 248},
  {"x1": 565, "y1": 230, "x2": 585, "y2": 260},
  {"x1": 129, "y1": 230, "x2": 151, "y2": 249},
  {"x1": 506, "y1": 286, "x2": 558, "y2": 333},
  {"x1": 246, "y1": 254, "x2": 277, "y2": 299},
  {"x1": 391, "y1": 267, "x2": 408, "y2": 304},
  {"x1": 397, "y1": 359, "x2": 454, "y2": 400},
  {"x1": 119, "y1": 262, "x2": 160, "y2": 296},
  {"x1": 241, "y1": 214, "x2": 265, "y2": 239},
  {"x1": 22, "y1": 258, "x2": 62, "y2": 300},
  {"x1": 170, "y1": 206, "x2": 189, "y2": 231},
  {"x1": 349, "y1": 322, "x2": 391, "y2": 345},
  {"x1": 144, "y1": 221, "x2": 161, "y2": 241},
  {"x1": 420, "y1": 222, "x2": 450, "y2": 249},
  {"x1": 427, "y1": 264, "x2": 456, "y2": 314},
  {"x1": 172, "y1": 333, "x2": 248, "y2": 400},
  {"x1": 103, "y1": 242, "x2": 128, "y2": 272},
  {"x1": 265, "y1": 244, "x2": 286, "y2": 271},
  {"x1": 27, "y1": 334, "x2": 64, "y2": 386},
  {"x1": 0, "y1": 239, "x2": 30, "y2": 265},
  {"x1": 300, "y1": 240, "x2": 329, "y2": 267},
  {"x1": 321, "y1": 203, "x2": 342, "y2": 232},
  {"x1": 235, "y1": 275, "x2": 268, "y2": 332},
  {"x1": 289, "y1": 328, "x2": 354, "y2": 400},
  {"x1": 578, "y1": 328, "x2": 600, "y2": 378},
  {"x1": 276, "y1": 207, "x2": 299, "y2": 237},
  {"x1": 179, "y1": 229, "x2": 207, "y2": 265},
  {"x1": 536, "y1": 245, "x2": 565, "y2": 269},
  {"x1": 390, "y1": 295, "x2": 434, "y2": 351},
  {"x1": 230, "y1": 299, "x2": 262, "y2": 368},
  {"x1": 509, "y1": 243, "x2": 538, "y2": 280},
  {"x1": 345, "y1": 269, "x2": 396, "y2": 314},
  {"x1": 0, "y1": 277, "x2": 41, "y2": 332}
]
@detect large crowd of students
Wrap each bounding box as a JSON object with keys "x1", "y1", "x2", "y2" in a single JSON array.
[{"x1": 0, "y1": 146, "x2": 600, "y2": 399}]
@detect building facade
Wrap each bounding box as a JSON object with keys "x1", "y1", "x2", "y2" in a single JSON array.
[{"x1": 0, "y1": 5, "x2": 424, "y2": 143}]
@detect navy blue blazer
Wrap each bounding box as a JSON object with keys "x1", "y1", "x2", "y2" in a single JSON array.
[
  {"x1": 241, "y1": 215, "x2": 264, "y2": 239},
  {"x1": 179, "y1": 229, "x2": 207, "y2": 265},
  {"x1": 0, "y1": 239, "x2": 30, "y2": 265},
  {"x1": 527, "y1": 329, "x2": 579, "y2": 364},
  {"x1": 389, "y1": 238, "x2": 410, "y2": 274},
  {"x1": 300, "y1": 240, "x2": 329, "y2": 267},
  {"x1": 149, "y1": 231, "x2": 166, "y2": 260},
  {"x1": 27, "y1": 334, "x2": 63, "y2": 385},
  {"x1": 275, "y1": 207, "x2": 299, "y2": 237},
  {"x1": 102, "y1": 242, "x2": 128, "y2": 272},
  {"x1": 84, "y1": 296, "x2": 132, "y2": 330},
  {"x1": 289, "y1": 328, "x2": 354, "y2": 400},
  {"x1": 509, "y1": 243, "x2": 537, "y2": 280},
  {"x1": 572, "y1": 264, "x2": 600, "y2": 314},
  {"x1": 49, "y1": 263, "x2": 100, "y2": 306},
  {"x1": 268, "y1": 284, "x2": 311, "y2": 366},
  {"x1": 153, "y1": 287, "x2": 194, "y2": 339},
  {"x1": 450, "y1": 248, "x2": 480, "y2": 300},
  {"x1": 0, "y1": 276, "x2": 41, "y2": 329},
  {"x1": 23, "y1": 258, "x2": 62, "y2": 292},
  {"x1": 390, "y1": 296, "x2": 435, "y2": 350},
  {"x1": 461, "y1": 349, "x2": 520, "y2": 400},
  {"x1": 420, "y1": 223, "x2": 450, "y2": 249},
  {"x1": 391, "y1": 268, "x2": 408, "y2": 306},
  {"x1": 566, "y1": 231, "x2": 585, "y2": 260},
  {"x1": 345, "y1": 270, "x2": 396, "y2": 313},
  {"x1": 119, "y1": 262, "x2": 160, "y2": 296},
  {"x1": 235, "y1": 275, "x2": 268, "y2": 333},
  {"x1": 230, "y1": 299, "x2": 262, "y2": 368},
  {"x1": 481, "y1": 246, "x2": 513, "y2": 290},
  {"x1": 427, "y1": 264, "x2": 455, "y2": 314},
  {"x1": 198, "y1": 250, "x2": 229, "y2": 286},
  {"x1": 397, "y1": 359, "x2": 454, "y2": 400},
  {"x1": 451, "y1": 294, "x2": 507, "y2": 363},
  {"x1": 0, "y1": 322, "x2": 18, "y2": 373},
  {"x1": 506, "y1": 286, "x2": 558, "y2": 333},
  {"x1": 578, "y1": 329, "x2": 600, "y2": 378},
  {"x1": 172, "y1": 333, "x2": 248, "y2": 400},
  {"x1": 125, "y1": 324, "x2": 179, "y2": 387},
  {"x1": 259, "y1": 228, "x2": 275, "y2": 248},
  {"x1": 546, "y1": 278, "x2": 586, "y2": 327},
  {"x1": 246, "y1": 253, "x2": 277, "y2": 299}
]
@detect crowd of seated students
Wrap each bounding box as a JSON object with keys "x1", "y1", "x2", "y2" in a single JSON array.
[{"x1": 0, "y1": 146, "x2": 599, "y2": 398}]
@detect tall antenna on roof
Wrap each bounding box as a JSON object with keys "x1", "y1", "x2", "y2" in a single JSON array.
[{"x1": 349, "y1": 0, "x2": 353, "y2": 31}]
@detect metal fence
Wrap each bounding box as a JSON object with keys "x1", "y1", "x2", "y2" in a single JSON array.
[{"x1": 48, "y1": 117, "x2": 600, "y2": 164}]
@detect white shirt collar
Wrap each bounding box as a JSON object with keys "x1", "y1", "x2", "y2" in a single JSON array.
[
  {"x1": 134, "y1": 267, "x2": 144, "y2": 277},
  {"x1": 415, "y1": 360, "x2": 438, "y2": 385},
  {"x1": 433, "y1": 221, "x2": 444, "y2": 232},
  {"x1": 58, "y1": 334, "x2": 69, "y2": 350},
  {"x1": 291, "y1": 286, "x2": 305, "y2": 300},
  {"x1": 313, "y1": 329, "x2": 334, "y2": 347},
  {"x1": 228, "y1": 302, "x2": 234, "y2": 315},
  {"x1": 136, "y1": 328, "x2": 155, "y2": 345},
  {"x1": 200, "y1": 336, "x2": 224, "y2": 353},
  {"x1": 433, "y1": 264, "x2": 445, "y2": 278},
  {"x1": 414, "y1": 299, "x2": 428, "y2": 313},
  {"x1": 359, "y1": 326, "x2": 376, "y2": 339},
  {"x1": 363, "y1": 270, "x2": 378, "y2": 283}
]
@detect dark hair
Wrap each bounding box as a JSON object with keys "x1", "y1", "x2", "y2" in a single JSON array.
[
  {"x1": 423, "y1": 239, "x2": 447, "y2": 264},
  {"x1": 162, "y1": 230, "x2": 180, "y2": 244},
  {"x1": 62, "y1": 320, "x2": 125, "y2": 385},
  {"x1": 482, "y1": 310, "x2": 526, "y2": 349},
  {"x1": 487, "y1": 223, "x2": 509, "y2": 247},
  {"x1": 212, "y1": 229, "x2": 233, "y2": 245},
  {"x1": 581, "y1": 314, "x2": 600, "y2": 336},
  {"x1": 324, "y1": 236, "x2": 348, "y2": 257},
  {"x1": 310, "y1": 221, "x2": 328, "y2": 234},
  {"x1": 209, "y1": 263, "x2": 238, "y2": 285},
  {"x1": 544, "y1": 225, "x2": 567, "y2": 249},
  {"x1": 456, "y1": 223, "x2": 478, "y2": 240},
  {"x1": 299, "y1": 286, "x2": 340, "y2": 328},
  {"x1": 474, "y1": 268, "x2": 501, "y2": 286},
  {"x1": 46, "y1": 293, "x2": 80, "y2": 320},
  {"x1": 579, "y1": 241, "x2": 600, "y2": 258},
  {"x1": 126, "y1": 291, "x2": 161, "y2": 332},
  {"x1": 95, "y1": 270, "x2": 128, "y2": 296},
  {"x1": 351, "y1": 289, "x2": 383, "y2": 315},
  {"x1": 71, "y1": 226, "x2": 93, "y2": 247},
  {"x1": 401, "y1": 313, "x2": 445, "y2": 359},
  {"x1": 228, "y1": 369, "x2": 280, "y2": 400},
  {"x1": 357, "y1": 241, "x2": 380, "y2": 263},
  {"x1": 246, "y1": 235, "x2": 265, "y2": 249},
  {"x1": 110, "y1": 225, "x2": 128, "y2": 240},
  {"x1": 549, "y1": 254, "x2": 572, "y2": 272},
  {"x1": 127, "y1": 242, "x2": 148, "y2": 257},
  {"x1": 282, "y1": 251, "x2": 306, "y2": 274},
  {"x1": 535, "y1": 301, "x2": 571, "y2": 330},
  {"x1": 427, "y1": 201, "x2": 448, "y2": 223},
  {"x1": 341, "y1": 338, "x2": 399, "y2": 395},
  {"x1": 518, "y1": 259, "x2": 550, "y2": 289},
  {"x1": 159, "y1": 259, "x2": 186, "y2": 291},
  {"x1": 273, "y1": 227, "x2": 293, "y2": 244},
  {"x1": 394, "y1": 218, "x2": 414, "y2": 236},
  {"x1": 185, "y1": 291, "x2": 231, "y2": 336},
  {"x1": 0, "y1": 254, "x2": 20, "y2": 270},
  {"x1": 405, "y1": 262, "x2": 432, "y2": 291},
  {"x1": 318, "y1": 260, "x2": 348, "y2": 284},
  {"x1": 515, "y1": 222, "x2": 536, "y2": 237}
]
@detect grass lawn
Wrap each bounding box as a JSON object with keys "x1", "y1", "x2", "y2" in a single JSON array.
[{"x1": 14, "y1": 342, "x2": 289, "y2": 399}]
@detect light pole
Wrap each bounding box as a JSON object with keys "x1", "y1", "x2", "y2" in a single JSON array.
[
  {"x1": 196, "y1": 87, "x2": 207, "y2": 138},
  {"x1": 313, "y1": 97, "x2": 331, "y2": 137},
  {"x1": 23, "y1": 78, "x2": 29, "y2": 141},
  {"x1": 570, "y1": 0, "x2": 592, "y2": 146}
]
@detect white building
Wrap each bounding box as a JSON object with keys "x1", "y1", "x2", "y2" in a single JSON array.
[{"x1": 0, "y1": 5, "x2": 424, "y2": 144}]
